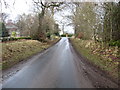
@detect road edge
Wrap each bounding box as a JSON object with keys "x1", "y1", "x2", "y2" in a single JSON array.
[
  {"x1": 69, "y1": 38, "x2": 119, "y2": 88},
  {"x1": 2, "y1": 38, "x2": 61, "y2": 82}
]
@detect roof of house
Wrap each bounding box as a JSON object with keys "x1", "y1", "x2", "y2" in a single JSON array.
[{"x1": 6, "y1": 21, "x2": 18, "y2": 29}]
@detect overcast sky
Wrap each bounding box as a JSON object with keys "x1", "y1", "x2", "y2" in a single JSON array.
[
  {"x1": 1, "y1": 0, "x2": 33, "y2": 19},
  {"x1": 2, "y1": 0, "x2": 119, "y2": 18},
  {"x1": 1, "y1": 0, "x2": 119, "y2": 34}
]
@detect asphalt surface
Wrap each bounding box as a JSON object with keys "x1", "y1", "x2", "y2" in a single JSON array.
[{"x1": 2, "y1": 37, "x2": 112, "y2": 88}]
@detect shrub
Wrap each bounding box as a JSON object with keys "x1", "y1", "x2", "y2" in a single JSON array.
[
  {"x1": 15, "y1": 37, "x2": 31, "y2": 40},
  {"x1": 11, "y1": 31, "x2": 17, "y2": 37},
  {"x1": 9, "y1": 37, "x2": 15, "y2": 41},
  {"x1": 61, "y1": 34, "x2": 66, "y2": 37},
  {"x1": 54, "y1": 32, "x2": 60, "y2": 36},
  {"x1": 61, "y1": 34, "x2": 73, "y2": 37},
  {"x1": 1, "y1": 37, "x2": 7, "y2": 42},
  {"x1": 68, "y1": 34, "x2": 73, "y2": 37},
  {"x1": 0, "y1": 22, "x2": 9, "y2": 37},
  {"x1": 46, "y1": 32, "x2": 51, "y2": 39},
  {"x1": 1, "y1": 37, "x2": 32, "y2": 42},
  {"x1": 77, "y1": 32, "x2": 83, "y2": 39},
  {"x1": 109, "y1": 40, "x2": 120, "y2": 47}
]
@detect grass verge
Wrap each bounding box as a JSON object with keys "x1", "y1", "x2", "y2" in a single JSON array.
[
  {"x1": 70, "y1": 38, "x2": 119, "y2": 80},
  {"x1": 1, "y1": 39, "x2": 60, "y2": 70}
]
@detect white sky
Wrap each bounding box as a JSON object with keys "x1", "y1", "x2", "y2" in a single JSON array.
[
  {"x1": 1, "y1": 0, "x2": 119, "y2": 18},
  {"x1": 1, "y1": 0, "x2": 75, "y2": 34},
  {"x1": 1, "y1": 0, "x2": 119, "y2": 34},
  {"x1": 1, "y1": 0, "x2": 33, "y2": 19}
]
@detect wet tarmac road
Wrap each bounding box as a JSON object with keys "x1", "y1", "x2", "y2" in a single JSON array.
[{"x1": 2, "y1": 37, "x2": 94, "y2": 88}]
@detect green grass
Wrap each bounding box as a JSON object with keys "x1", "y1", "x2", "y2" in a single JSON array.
[{"x1": 71, "y1": 38, "x2": 119, "y2": 79}]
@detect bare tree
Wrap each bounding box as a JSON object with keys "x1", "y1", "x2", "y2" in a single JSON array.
[
  {"x1": 32, "y1": 0, "x2": 63, "y2": 40},
  {"x1": 0, "y1": 13, "x2": 9, "y2": 23}
]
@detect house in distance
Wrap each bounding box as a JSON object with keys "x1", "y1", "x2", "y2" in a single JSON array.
[{"x1": 6, "y1": 20, "x2": 20, "y2": 37}]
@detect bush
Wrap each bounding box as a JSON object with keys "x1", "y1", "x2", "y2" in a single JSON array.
[
  {"x1": 1, "y1": 37, "x2": 31, "y2": 42},
  {"x1": 68, "y1": 34, "x2": 73, "y2": 37},
  {"x1": 0, "y1": 22, "x2": 9, "y2": 37},
  {"x1": 109, "y1": 40, "x2": 120, "y2": 47},
  {"x1": 11, "y1": 31, "x2": 16, "y2": 37},
  {"x1": 9, "y1": 37, "x2": 15, "y2": 41},
  {"x1": 1, "y1": 37, "x2": 7, "y2": 42},
  {"x1": 54, "y1": 32, "x2": 60, "y2": 36},
  {"x1": 77, "y1": 32, "x2": 83, "y2": 39},
  {"x1": 61, "y1": 34, "x2": 73, "y2": 37},
  {"x1": 46, "y1": 32, "x2": 51, "y2": 39},
  {"x1": 61, "y1": 34, "x2": 66, "y2": 37},
  {"x1": 15, "y1": 37, "x2": 31, "y2": 40}
]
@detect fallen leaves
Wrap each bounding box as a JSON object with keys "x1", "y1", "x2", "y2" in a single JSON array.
[{"x1": 71, "y1": 38, "x2": 119, "y2": 79}]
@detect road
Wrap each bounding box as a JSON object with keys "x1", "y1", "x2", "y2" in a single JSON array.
[{"x1": 2, "y1": 37, "x2": 118, "y2": 88}]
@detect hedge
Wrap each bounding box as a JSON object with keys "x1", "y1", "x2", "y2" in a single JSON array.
[
  {"x1": 109, "y1": 40, "x2": 120, "y2": 47},
  {"x1": 0, "y1": 37, "x2": 32, "y2": 42}
]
